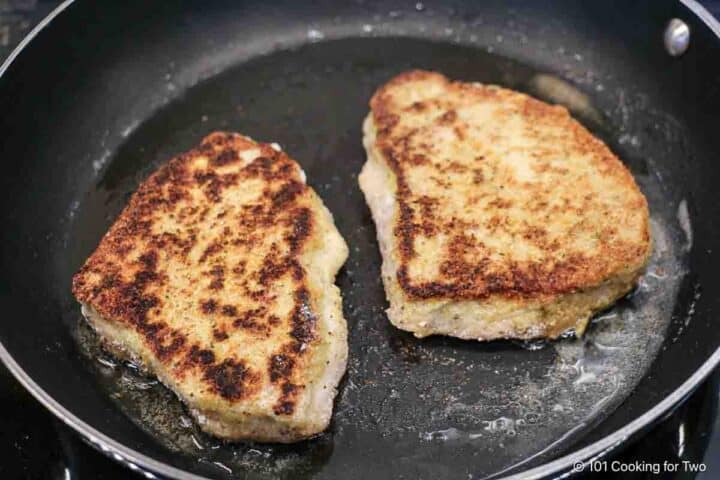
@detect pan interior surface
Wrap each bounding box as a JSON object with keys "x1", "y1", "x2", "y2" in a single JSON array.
[
  {"x1": 67, "y1": 38, "x2": 690, "y2": 479},
  {"x1": 1, "y1": 1, "x2": 718, "y2": 479}
]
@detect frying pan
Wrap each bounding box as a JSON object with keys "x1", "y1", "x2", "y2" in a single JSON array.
[{"x1": 1, "y1": 0, "x2": 719, "y2": 478}]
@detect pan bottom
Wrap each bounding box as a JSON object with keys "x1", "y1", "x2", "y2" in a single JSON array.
[{"x1": 67, "y1": 37, "x2": 692, "y2": 479}]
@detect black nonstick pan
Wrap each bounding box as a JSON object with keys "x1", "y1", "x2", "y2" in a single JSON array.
[{"x1": 1, "y1": 1, "x2": 720, "y2": 478}]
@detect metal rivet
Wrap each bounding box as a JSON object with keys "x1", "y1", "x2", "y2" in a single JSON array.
[{"x1": 664, "y1": 18, "x2": 690, "y2": 56}]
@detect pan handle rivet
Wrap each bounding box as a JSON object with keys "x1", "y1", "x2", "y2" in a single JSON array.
[{"x1": 664, "y1": 18, "x2": 690, "y2": 56}]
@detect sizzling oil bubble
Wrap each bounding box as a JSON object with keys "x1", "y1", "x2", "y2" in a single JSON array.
[
  {"x1": 421, "y1": 427, "x2": 482, "y2": 441},
  {"x1": 513, "y1": 339, "x2": 549, "y2": 351},
  {"x1": 96, "y1": 356, "x2": 117, "y2": 369},
  {"x1": 483, "y1": 417, "x2": 524, "y2": 436}
]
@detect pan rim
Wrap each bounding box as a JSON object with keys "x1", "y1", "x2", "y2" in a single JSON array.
[
  {"x1": 5, "y1": 343, "x2": 720, "y2": 480},
  {"x1": 1, "y1": 0, "x2": 719, "y2": 479}
]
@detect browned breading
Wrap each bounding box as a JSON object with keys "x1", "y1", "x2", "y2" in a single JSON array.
[
  {"x1": 360, "y1": 70, "x2": 651, "y2": 340},
  {"x1": 73, "y1": 132, "x2": 348, "y2": 442}
]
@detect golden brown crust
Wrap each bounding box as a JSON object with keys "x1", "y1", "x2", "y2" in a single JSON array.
[
  {"x1": 72, "y1": 133, "x2": 324, "y2": 416},
  {"x1": 369, "y1": 70, "x2": 651, "y2": 302}
]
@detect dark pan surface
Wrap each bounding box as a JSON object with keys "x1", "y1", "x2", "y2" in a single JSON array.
[
  {"x1": 1, "y1": 1, "x2": 720, "y2": 479},
  {"x1": 69, "y1": 38, "x2": 690, "y2": 479}
]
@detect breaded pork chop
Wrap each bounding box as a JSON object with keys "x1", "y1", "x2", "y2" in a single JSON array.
[
  {"x1": 73, "y1": 132, "x2": 349, "y2": 442},
  {"x1": 360, "y1": 70, "x2": 651, "y2": 340}
]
